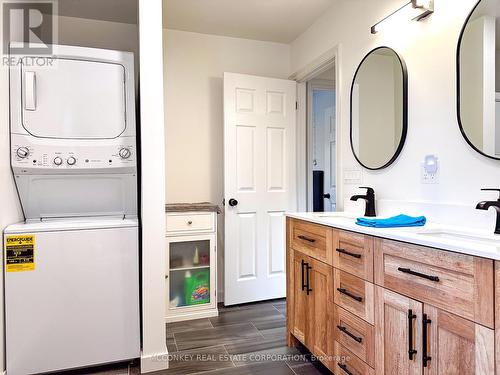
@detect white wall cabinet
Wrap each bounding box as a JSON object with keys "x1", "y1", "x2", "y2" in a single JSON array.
[{"x1": 165, "y1": 211, "x2": 218, "y2": 322}]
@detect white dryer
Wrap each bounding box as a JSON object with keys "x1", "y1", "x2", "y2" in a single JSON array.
[{"x1": 5, "y1": 44, "x2": 140, "y2": 375}]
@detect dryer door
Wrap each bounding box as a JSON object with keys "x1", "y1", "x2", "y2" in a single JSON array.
[{"x1": 21, "y1": 58, "x2": 126, "y2": 139}]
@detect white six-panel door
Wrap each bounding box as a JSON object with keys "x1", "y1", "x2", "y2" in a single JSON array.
[{"x1": 224, "y1": 72, "x2": 296, "y2": 305}]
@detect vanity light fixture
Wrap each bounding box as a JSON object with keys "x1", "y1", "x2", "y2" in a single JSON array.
[{"x1": 371, "y1": 0, "x2": 434, "y2": 34}]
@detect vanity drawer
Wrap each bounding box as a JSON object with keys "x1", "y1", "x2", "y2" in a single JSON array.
[
  {"x1": 334, "y1": 269, "x2": 374, "y2": 325},
  {"x1": 334, "y1": 231, "x2": 374, "y2": 282},
  {"x1": 333, "y1": 341, "x2": 374, "y2": 375},
  {"x1": 290, "y1": 219, "x2": 334, "y2": 265},
  {"x1": 374, "y1": 238, "x2": 494, "y2": 328},
  {"x1": 333, "y1": 304, "x2": 374, "y2": 368},
  {"x1": 166, "y1": 213, "x2": 215, "y2": 234}
]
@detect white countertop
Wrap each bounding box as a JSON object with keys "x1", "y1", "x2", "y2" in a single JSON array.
[{"x1": 286, "y1": 212, "x2": 500, "y2": 260}]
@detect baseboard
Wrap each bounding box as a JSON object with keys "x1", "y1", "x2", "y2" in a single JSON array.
[
  {"x1": 165, "y1": 308, "x2": 218, "y2": 323},
  {"x1": 140, "y1": 350, "x2": 169, "y2": 373}
]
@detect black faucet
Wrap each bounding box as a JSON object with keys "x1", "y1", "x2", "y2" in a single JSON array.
[
  {"x1": 351, "y1": 187, "x2": 376, "y2": 217},
  {"x1": 476, "y1": 189, "x2": 500, "y2": 235}
]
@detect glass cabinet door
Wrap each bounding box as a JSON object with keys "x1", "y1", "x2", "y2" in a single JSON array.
[{"x1": 168, "y1": 238, "x2": 212, "y2": 309}]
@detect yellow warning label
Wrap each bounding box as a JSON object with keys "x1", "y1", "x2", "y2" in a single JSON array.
[{"x1": 5, "y1": 234, "x2": 35, "y2": 272}]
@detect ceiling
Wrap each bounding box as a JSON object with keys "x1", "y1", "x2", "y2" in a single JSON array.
[
  {"x1": 163, "y1": 0, "x2": 335, "y2": 43},
  {"x1": 54, "y1": 0, "x2": 138, "y2": 24}
]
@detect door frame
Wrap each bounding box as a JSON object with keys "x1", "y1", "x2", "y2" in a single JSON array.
[
  {"x1": 306, "y1": 79, "x2": 335, "y2": 211},
  {"x1": 290, "y1": 44, "x2": 342, "y2": 212}
]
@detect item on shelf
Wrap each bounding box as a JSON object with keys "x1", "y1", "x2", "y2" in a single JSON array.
[
  {"x1": 200, "y1": 254, "x2": 209, "y2": 265},
  {"x1": 193, "y1": 247, "x2": 200, "y2": 266},
  {"x1": 169, "y1": 296, "x2": 181, "y2": 308},
  {"x1": 184, "y1": 270, "x2": 210, "y2": 306},
  {"x1": 170, "y1": 256, "x2": 183, "y2": 269}
]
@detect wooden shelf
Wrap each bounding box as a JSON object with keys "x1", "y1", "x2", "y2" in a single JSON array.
[{"x1": 170, "y1": 265, "x2": 210, "y2": 272}]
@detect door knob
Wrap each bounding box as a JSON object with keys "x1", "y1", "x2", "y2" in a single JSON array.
[
  {"x1": 323, "y1": 193, "x2": 331, "y2": 199},
  {"x1": 228, "y1": 198, "x2": 238, "y2": 207}
]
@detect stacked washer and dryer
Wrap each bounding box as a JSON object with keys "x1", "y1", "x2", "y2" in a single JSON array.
[{"x1": 4, "y1": 44, "x2": 141, "y2": 375}]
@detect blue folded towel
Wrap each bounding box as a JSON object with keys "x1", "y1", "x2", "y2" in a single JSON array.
[{"x1": 356, "y1": 214, "x2": 426, "y2": 228}]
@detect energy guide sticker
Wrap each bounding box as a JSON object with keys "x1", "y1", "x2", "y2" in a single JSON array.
[{"x1": 5, "y1": 235, "x2": 35, "y2": 272}]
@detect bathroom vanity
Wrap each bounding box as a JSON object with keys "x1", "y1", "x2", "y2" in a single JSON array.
[{"x1": 286, "y1": 213, "x2": 500, "y2": 375}]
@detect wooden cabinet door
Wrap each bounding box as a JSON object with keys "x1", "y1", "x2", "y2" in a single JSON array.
[
  {"x1": 291, "y1": 250, "x2": 311, "y2": 346},
  {"x1": 309, "y1": 257, "x2": 334, "y2": 360},
  {"x1": 375, "y1": 286, "x2": 422, "y2": 375},
  {"x1": 423, "y1": 305, "x2": 494, "y2": 375}
]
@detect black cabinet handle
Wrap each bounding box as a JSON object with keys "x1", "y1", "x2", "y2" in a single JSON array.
[
  {"x1": 408, "y1": 309, "x2": 417, "y2": 360},
  {"x1": 423, "y1": 314, "x2": 432, "y2": 367},
  {"x1": 398, "y1": 267, "x2": 440, "y2": 282},
  {"x1": 337, "y1": 288, "x2": 363, "y2": 302},
  {"x1": 306, "y1": 264, "x2": 312, "y2": 295},
  {"x1": 337, "y1": 325, "x2": 362, "y2": 343},
  {"x1": 337, "y1": 363, "x2": 353, "y2": 375},
  {"x1": 336, "y1": 248, "x2": 362, "y2": 259},
  {"x1": 298, "y1": 235, "x2": 316, "y2": 243},
  {"x1": 301, "y1": 260, "x2": 306, "y2": 291}
]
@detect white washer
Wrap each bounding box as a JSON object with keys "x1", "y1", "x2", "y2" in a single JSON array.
[
  {"x1": 5, "y1": 44, "x2": 141, "y2": 375},
  {"x1": 4, "y1": 218, "x2": 140, "y2": 375}
]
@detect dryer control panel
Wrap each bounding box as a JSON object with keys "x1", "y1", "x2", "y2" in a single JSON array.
[{"x1": 11, "y1": 134, "x2": 136, "y2": 174}]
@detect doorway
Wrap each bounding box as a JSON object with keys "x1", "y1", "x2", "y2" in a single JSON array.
[{"x1": 306, "y1": 66, "x2": 336, "y2": 212}]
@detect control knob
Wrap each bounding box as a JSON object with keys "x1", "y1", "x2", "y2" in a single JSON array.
[
  {"x1": 53, "y1": 157, "x2": 63, "y2": 166},
  {"x1": 119, "y1": 148, "x2": 132, "y2": 159},
  {"x1": 67, "y1": 156, "x2": 77, "y2": 166},
  {"x1": 16, "y1": 147, "x2": 29, "y2": 159}
]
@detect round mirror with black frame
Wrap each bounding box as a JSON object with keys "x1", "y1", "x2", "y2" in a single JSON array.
[
  {"x1": 457, "y1": 0, "x2": 500, "y2": 160},
  {"x1": 350, "y1": 46, "x2": 408, "y2": 170}
]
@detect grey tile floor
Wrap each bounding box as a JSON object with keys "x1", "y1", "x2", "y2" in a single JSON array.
[{"x1": 57, "y1": 299, "x2": 331, "y2": 375}]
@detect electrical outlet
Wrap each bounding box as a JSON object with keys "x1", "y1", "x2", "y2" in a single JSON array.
[
  {"x1": 421, "y1": 155, "x2": 439, "y2": 184},
  {"x1": 421, "y1": 165, "x2": 439, "y2": 184}
]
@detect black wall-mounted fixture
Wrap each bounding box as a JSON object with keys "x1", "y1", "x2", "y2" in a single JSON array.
[
  {"x1": 350, "y1": 187, "x2": 377, "y2": 217},
  {"x1": 476, "y1": 189, "x2": 500, "y2": 235},
  {"x1": 371, "y1": 0, "x2": 434, "y2": 34}
]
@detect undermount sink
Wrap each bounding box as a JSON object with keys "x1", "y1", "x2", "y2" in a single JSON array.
[
  {"x1": 416, "y1": 229, "x2": 500, "y2": 247},
  {"x1": 314, "y1": 212, "x2": 356, "y2": 220}
]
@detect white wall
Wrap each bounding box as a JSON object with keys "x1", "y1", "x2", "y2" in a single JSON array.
[
  {"x1": 139, "y1": 0, "x2": 168, "y2": 372},
  {"x1": 291, "y1": 0, "x2": 500, "y2": 230},
  {"x1": 57, "y1": 16, "x2": 138, "y2": 54},
  {"x1": 163, "y1": 29, "x2": 291, "y2": 204},
  {"x1": 163, "y1": 29, "x2": 291, "y2": 299}
]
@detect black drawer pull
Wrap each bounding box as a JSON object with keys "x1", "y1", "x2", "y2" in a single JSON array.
[
  {"x1": 398, "y1": 267, "x2": 440, "y2": 282},
  {"x1": 336, "y1": 248, "x2": 362, "y2": 259},
  {"x1": 408, "y1": 309, "x2": 417, "y2": 360},
  {"x1": 301, "y1": 260, "x2": 306, "y2": 291},
  {"x1": 297, "y1": 235, "x2": 315, "y2": 243},
  {"x1": 337, "y1": 363, "x2": 353, "y2": 375},
  {"x1": 337, "y1": 288, "x2": 363, "y2": 302},
  {"x1": 423, "y1": 314, "x2": 432, "y2": 367},
  {"x1": 306, "y1": 264, "x2": 312, "y2": 295},
  {"x1": 337, "y1": 325, "x2": 362, "y2": 343}
]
